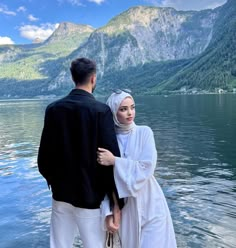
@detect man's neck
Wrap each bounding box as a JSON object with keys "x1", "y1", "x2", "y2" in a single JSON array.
[{"x1": 75, "y1": 85, "x2": 92, "y2": 94}]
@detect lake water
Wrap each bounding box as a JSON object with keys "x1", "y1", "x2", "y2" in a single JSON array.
[{"x1": 0, "y1": 94, "x2": 236, "y2": 248}]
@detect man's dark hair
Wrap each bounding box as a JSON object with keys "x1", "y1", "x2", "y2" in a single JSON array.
[{"x1": 70, "y1": 57, "x2": 96, "y2": 85}]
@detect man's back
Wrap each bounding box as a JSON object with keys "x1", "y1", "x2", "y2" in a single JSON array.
[
  {"x1": 38, "y1": 57, "x2": 123, "y2": 248},
  {"x1": 38, "y1": 89, "x2": 120, "y2": 208}
]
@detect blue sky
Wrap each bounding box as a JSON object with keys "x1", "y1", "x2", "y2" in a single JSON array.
[{"x1": 0, "y1": 0, "x2": 226, "y2": 45}]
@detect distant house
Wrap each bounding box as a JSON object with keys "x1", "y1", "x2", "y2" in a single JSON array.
[
  {"x1": 219, "y1": 88, "x2": 224, "y2": 94},
  {"x1": 216, "y1": 88, "x2": 224, "y2": 94},
  {"x1": 180, "y1": 86, "x2": 187, "y2": 93},
  {"x1": 191, "y1": 88, "x2": 198, "y2": 94}
]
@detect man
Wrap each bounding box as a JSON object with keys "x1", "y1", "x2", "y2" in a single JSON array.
[{"x1": 38, "y1": 57, "x2": 123, "y2": 248}]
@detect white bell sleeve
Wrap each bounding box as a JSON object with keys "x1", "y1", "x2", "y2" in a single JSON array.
[
  {"x1": 114, "y1": 127, "x2": 157, "y2": 198},
  {"x1": 100, "y1": 195, "x2": 112, "y2": 231}
]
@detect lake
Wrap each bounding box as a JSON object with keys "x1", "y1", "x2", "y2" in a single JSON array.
[{"x1": 0, "y1": 94, "x2": 236, "y2": 248}]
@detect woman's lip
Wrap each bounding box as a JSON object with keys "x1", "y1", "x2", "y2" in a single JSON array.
[{"x1": 127, "y1": 117, "x2": 133, "y2": 121}]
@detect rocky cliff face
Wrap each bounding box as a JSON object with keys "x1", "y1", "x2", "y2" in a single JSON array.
[
  {"x1": 68, "y1": 6, "x2": 218, "y2": 77},
  {"x1": 159, "y1": 0, "x2": 236, "y2": 92}
]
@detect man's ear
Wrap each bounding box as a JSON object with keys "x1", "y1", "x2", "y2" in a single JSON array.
[{"x1": 91, "y1": 73, "x2": 96, "y2": 85}]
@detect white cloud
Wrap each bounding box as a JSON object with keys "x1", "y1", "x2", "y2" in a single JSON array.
[
  {"x1": 19, "y1": 23, "x2": 60, "y2": 41},
  {"x1": 144, "y1": 0, "x2": 226, "y2": 11},
  {"x1": 88, "y1": 0, "x2": 105, "y2": 4},
  {"x1": 0, "y1": 36, "x2": 15, "y2": 45},
  {"x1": 28, "y1": 14, "x2": 39, "y2": 22},
  {"x1": 0, "y1": 4, "x2": 16, "y2": 16},
  {"x1": 17, "y1": 6, "x2": 26, "y2": 12}
]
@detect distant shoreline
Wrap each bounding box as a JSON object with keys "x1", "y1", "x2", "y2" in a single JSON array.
[{"x1": 0, "y1": 92, "x2": 236, "y2": 102}]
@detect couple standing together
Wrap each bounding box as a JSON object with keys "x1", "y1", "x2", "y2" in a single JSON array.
[{"x1": 38, "y1": 57, "x2": 177, "y2": 248}]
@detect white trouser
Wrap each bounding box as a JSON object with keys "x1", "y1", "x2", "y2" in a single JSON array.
[{"x1": 50, "y1": 199, "x2": 106, "y2": 248}]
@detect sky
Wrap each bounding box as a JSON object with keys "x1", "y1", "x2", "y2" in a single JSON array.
[{"x1": 0, "y1": 0, "x2": 227, "y2": 45}]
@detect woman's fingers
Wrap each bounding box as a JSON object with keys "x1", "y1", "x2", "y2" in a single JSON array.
[
  {"x1": 97, "y1": 148, "x2": 114, "y2": 166},
  {"x1": 98, "y1": 147, "x2": 108, "y2": 152},
  {"x1": 97, "y1": 151, "x2": 104, "y2": 162},
  {"x1": 107, "y1": 223, "x2": 119, "y2": 232},
  {"x1": 97, "y1": 150, "x2": 106, "y2": 158},
  {"x1": 106, "y1": 215, "x2": 119, "y2": 233}
]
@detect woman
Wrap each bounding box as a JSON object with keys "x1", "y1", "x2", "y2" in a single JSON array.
[{"x1": 98, "y1": 90, "x2": 177, "y2": 248}]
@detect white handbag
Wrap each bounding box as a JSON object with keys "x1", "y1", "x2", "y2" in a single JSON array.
[{"x1": 105, "y1": 232, "x2": 122, "y2": 248}]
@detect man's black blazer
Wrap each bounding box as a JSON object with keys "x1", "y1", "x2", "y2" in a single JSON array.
[{"x1": 38, "y1": 89, "x2": 123, "y2": 209}]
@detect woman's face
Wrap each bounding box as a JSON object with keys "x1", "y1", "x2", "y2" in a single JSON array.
[{"x1": 116, "y1": 97, "x2": 135, "y2": 125}]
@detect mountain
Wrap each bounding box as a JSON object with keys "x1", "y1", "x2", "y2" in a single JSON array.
[
  {"x1": 50, "y1": 5, "x2": 218, "y2": 94},
  {"x1": 0, "y1": 1, "x2": 235, "y2": 98},
  {"x1": 0, "y1": 22, "x2": 94, "y2": 94},
  {"x1": 156, "y1": 0, "x2": 236, "y2": 92},
  {"x1": 68, "y1": 6, "x2": 217, "y2": 74}
]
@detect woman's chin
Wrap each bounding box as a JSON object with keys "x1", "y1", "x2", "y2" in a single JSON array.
[
  {"x1": 119, "y1": 119, "x2": 134, "y2": 125},
  {"x1": 125, "y1": 120, "x2": 133, "y2": 125}
]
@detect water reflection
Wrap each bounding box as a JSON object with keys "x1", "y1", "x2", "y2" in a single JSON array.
[{"x1": 0, "y1": 95, "x2": 236, "y2": 248}]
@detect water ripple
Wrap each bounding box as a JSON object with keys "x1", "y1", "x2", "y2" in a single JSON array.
[{"x1": 1, "y1": 96, "x2": 236, "y2": 248}]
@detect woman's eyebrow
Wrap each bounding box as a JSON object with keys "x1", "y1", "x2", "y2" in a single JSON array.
[{"x1": 120, "y1": 104, "x2": 135, "y2": 108}]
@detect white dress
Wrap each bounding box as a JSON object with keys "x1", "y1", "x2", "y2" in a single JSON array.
[{"x1": 101, "y1": 125, "x2": 177, "y2": 248}]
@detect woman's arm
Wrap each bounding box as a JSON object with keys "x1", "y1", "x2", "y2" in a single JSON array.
[
  {"x1": 97, "y1": 127, "x2": 157, "y2": 198},
  {"x1": 101, "y1": 193, "x2": 121, "y2": 233},
  {"x1": 105, "y1": 192, "x2": 121, "y2": 232}
]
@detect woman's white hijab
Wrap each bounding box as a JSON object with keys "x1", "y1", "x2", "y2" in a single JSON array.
[{"x1": 106, "y1": 91, "x2": 136, "y2": 134}]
